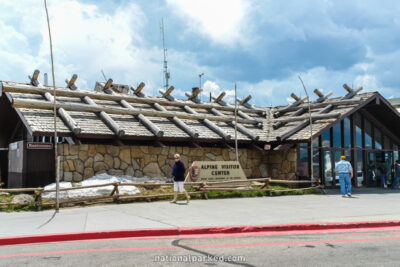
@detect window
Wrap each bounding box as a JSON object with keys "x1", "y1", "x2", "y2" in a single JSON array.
[
  {"x1": 298, "y1": 143, "x2": 309, "y2": 177},
  {"x1": 322, "y1": 130, "x2": 331, "y2": 147},
  {"x1": 343, "y1": 118, "x2": 351, "y2": 148},
  {"x1": 332, "y1": 122, "x2": 341, "y2": 148},
  {"x1": 375, "y1": 128, "x2": 382, "y2": 149},
  {"x1": 384, "y1": 136, "x2": 390, "y2": 150},
  {"x1": 364, "y1": 119, "x2": 372, "y2": 149},
  {"x1": 312, "y1": 138, "x2": 319, "y2": 179},
  {"x1": 354, "y1": 113, "x2": 362, "y2": 148}
]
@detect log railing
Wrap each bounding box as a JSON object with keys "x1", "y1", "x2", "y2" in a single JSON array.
[{"x1": 0, "y1": 178, "x2": 324, "y2": 211}]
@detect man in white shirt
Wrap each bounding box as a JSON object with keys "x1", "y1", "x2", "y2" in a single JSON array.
[{"x1": 335, "y1": 155, "x2": 353, "y2": 197}]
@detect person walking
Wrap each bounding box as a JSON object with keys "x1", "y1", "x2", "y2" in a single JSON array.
[
  {"x1": 379, "y1": 160, "x2": 389, "y2": 188},
  {"x1": 392, "y1": 160, "x2": 400, "y2": 189},
  {"x1": 170, "y1": 154, "x2": 190, "y2": 203},
  {"x1": 335, "y1": 155, "x2": 353, "y2": 197}
]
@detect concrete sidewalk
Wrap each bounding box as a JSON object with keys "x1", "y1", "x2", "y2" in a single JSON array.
[{"x1": 1, "y1": 188, "x2": 400, "y2": 241}]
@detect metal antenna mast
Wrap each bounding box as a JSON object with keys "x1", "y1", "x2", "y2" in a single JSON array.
[{"x1": 160, "y1": 19, "x2": 170, "y2": 91}]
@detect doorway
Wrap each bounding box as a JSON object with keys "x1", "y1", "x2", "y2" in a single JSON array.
[
  {"x1": 366, "y1": 150, "x2": 394, "y2": 187},
  {"x1": 0, "y1": 151, "x2": 8, "y2": 187},
  {"x1": 322, "y1": 149, "x2": 352, "y2": 187}
]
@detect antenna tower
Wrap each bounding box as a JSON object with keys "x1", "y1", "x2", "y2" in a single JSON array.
[{"x1": 160, "y1": 19, "x2": 170, "y2": 90}]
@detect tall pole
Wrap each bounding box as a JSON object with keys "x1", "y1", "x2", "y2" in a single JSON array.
[
  {"x1": 44, "y1": 0, "x2": 59, "y2": 210},
  {"x1": 234, "y1": 83, "x2": 239, "y2": 161},
  {"x1": 160, "y1": 19, "x2": 169, "y2": 91},
  {"x1": 199, "y1": 73, "x2": 204, "y2": 102},
  {"x1": 298, "y1": 76, "x2": 314, "y2": 184}
]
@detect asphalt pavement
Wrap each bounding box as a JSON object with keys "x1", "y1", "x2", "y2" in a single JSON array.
[{"x1": 1, "y1": 188, "x2": 400, "y2": 241}]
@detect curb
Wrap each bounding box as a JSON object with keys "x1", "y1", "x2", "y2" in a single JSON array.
[{"x1": 1, "y1": 220, "x2": 400, "y2": 246}]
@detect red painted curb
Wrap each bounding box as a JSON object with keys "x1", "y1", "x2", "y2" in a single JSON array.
[{"x1": 1, "y1": 220, "x2": 400, "y2": 246}]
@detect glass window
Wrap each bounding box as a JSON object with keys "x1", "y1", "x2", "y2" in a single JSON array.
[
  {"x1": 324, "y1": 150, "x2": 333, "y2": 186},
  {"x1": 322, "y1": 130, "x2": 331, "y2": 147},
  {"x1": 356, "y1": 150, "x2": 364, "y2": 187},
  {"x1": 384, "y1": 136, "x2": 390, "y2": 150},
  {"x1": 354, "y1": 113, "x2": 362, "y2": 148},
  {"x1": 364, "y1": 119, "x2": 372, "y2": 149},
  {"x1": 394, "y1": 144, "x2": 399, "y2": 162},
  {"x1": 298, "y1": 143, "x2": 309, "y2": 178},
  {"x1": 343, "y1": 118, "x2": 351, "y2": 148},
  {"x1": 332, "y1": 122, "x2": 341, "y2": 148},
  {"x1": 375, "y1": 128, "x2": 382, "y2": 149}
]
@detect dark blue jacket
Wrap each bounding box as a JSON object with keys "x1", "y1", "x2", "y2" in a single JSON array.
[{"x1": 172, "y1": 160, "x2": 186, "y2": 181}]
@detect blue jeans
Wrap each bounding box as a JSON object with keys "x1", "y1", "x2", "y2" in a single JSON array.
[
  {"x1": 381, "y1": 173, "x2": 388, "y2": 186},
  {"x1": 339, "y1": 173, "x2": 351, "y2": 195},
  {"x1": 392, "y1": 176, "x2": 400, "y2": 189}
]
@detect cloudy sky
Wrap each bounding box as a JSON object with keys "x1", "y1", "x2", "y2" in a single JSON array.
[{"x1": 1, "y1": 0, "x2": 399, "y2": 106}]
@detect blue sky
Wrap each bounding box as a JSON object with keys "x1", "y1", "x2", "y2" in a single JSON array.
[{"x1": 1, "y1": 0, "x2": 399, "y2": 106}]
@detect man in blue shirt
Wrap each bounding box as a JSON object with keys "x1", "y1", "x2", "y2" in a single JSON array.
[{"x1": 335, "y1": 155, "x2": 354, "y2": 197}]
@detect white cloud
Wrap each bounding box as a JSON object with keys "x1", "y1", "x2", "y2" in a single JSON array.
[{"x1": 167, "y1": 0, "x2": 251, "y2": 46}]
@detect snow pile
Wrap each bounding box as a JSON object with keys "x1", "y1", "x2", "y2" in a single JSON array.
[{"x1": 42, "y1": 173, "x2": 170, "y2": 199}]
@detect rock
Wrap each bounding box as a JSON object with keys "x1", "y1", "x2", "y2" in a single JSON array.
[
  {"x1": 67, "y1": 160, "x2": 75, "y2": 171},
  {"x1": 109, "y1": 169, "x2": 125, "y2": 176},
  {"x1": 119, "y1": 148, "x2": 131, "y2": 164},
  {"x1": 140, "y1": 146, "x2": 149, "y2": 153},
  {"x1": 281, "y1": 160, "x2": 291, "y2": 174},
  {"x1": 131, "y1": 158, "x2": 140, "y2": 170},
  {"x1": 287, "y1": 150, "x2": 297, "y2": 162},
  {"x1": 62, "y1": 161, "x2": 70, "y2": 172},
  {"x1": 63, "y1": 144, "x2": 69, "y2": 156},
  {"x1": 78, "y1": 151, "x2": 88, "y2": 162},
  {"x1": 229, "y1": 150, "x2": 237, "y2": 160},
  {"x1": 149, "y1": 146, "x2": 162, "y2": 155},
  {"x1": 131, "y1": 146, "x2": 143, "y2": 158},
  {"x1": 107, "y1": 146, "x2": 120, "y2": 157},
  {"x1": 269, "y1": 153, "x2": 283, "y2": 164},
  {"x1": 69, "y1": 145, "x2": 79, "y2": 155},
  {"x1": 11, "y1": 194, "x2": 34, "y2": 205},
  {"x1": 74, "y1": 159, "x2": 84, "y2": 174},
  {"x1": 104, "y1": 154, "x2": 113, "y2": 168},
  {"x1": 79, "y1": 145, "x2": 89, "y2": 151},
  {"x1": 143, "y1": 162, "x2": 162, "y2": 177},
  {"x1": 113, "y1": 157, "x2": 121, "y2": 169},
  {"x1": 135, "y1": 170, "x2": 143, "y2": 177},
  {"x1": 259, "y1": 164, "x2": 269, "y2": 177},
  {"x1": 73, "y1": 172, "x2": 83, "y2": 182},
  {"x1": 205, "y1": 153, "x2": 216, "y2": 161},
  {"x1": 97, "y1": 145, "x2": 106, "y2": 155},
  {"x1": 161, "y1": 147, "x2": 169, "y2": 156},
  {"x1": 64, "y1": 172, "x2": 73, "y2": 182},
  {"x1": 271, "y1": 168, "x2": 279, "y2": 178},
  {"x1": 88, "y1": 145, "x2": 96, "y2": 156},
  {"x1": 94, "y1": 162, "x2": 107, "y2": 172},
  {"x1": 120, "y1": 161, "x2": 129, "y2": 170},
  {"x1": 161, "y1": 165, "x2": 172, "y2": 177},
  {"x1": 125, "y1": 166, "x2": 135, "y2": 176},
  {"x1": 84, "y1": 157, "x2": 94, "y2": 168},
  {"x1": 182, "y1": 146, "x2": 189, "y2": 155},
  {"x1": 94, "y1": 153, "x2": 104, "y2": 162},
  {"x1": 83, "y1": 168, "x2": 94, "y2": 179}
]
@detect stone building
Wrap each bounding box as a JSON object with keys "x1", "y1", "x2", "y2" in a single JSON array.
[{"x1": 0, "y1": 71, "x2": 399, "y2": 188}]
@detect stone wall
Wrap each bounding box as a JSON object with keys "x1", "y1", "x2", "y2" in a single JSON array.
[{"x1": 58, "y1": 144, "x2": 297, "y2": 182}]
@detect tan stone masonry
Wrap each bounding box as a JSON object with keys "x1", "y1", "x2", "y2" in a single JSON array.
[{"x1": 58, "y1": 144, "x2": 297, "y2": 182}]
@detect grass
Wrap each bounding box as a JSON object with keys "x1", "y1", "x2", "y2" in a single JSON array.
[{"x1": 0, "y1": 184, "x2": 321, "y2": 212}]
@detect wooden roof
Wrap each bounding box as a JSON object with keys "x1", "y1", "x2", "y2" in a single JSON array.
[{"x1": 0, "y1": 77, "x2": 384, "y2": 146}]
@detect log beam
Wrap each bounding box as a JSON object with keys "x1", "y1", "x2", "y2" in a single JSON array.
[
  {"x1": 81, "y1": 96, "x2": 125, "y2": 137},
  {"x1": 11, "y1": 98, "x2": 262, "y2": 125},
  {"x1": 183, "y1": 105, "x2": 231, "y2": 140},
  {"x1": 104, "y1": 88, "x2": 163, "y2": 137},
  {"x1": 3, "y1": 83, "x2": 263, "y2": 115},
  {"x1": 43, "y1": 92, "x2": 81, "y2": 135},
  {"x1": 210, "y1": 108, "x2": 259, "y2": 140},
  {"x1": 277, "y1": 87, "x2": 363, "y2": 142}
]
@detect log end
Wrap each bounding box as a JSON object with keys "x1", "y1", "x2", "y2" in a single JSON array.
[
  {"x1": 73, "y1": 128, "x2": 82, "y2": 135},
  {"x1": 117, "y1": 130, "x2": 126, "y2": 137},
  {"x1": 156, "y1": 131, "x2": 164, "y2": 138}
]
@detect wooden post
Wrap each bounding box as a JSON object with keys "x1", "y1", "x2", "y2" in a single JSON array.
[{"x1": 35, "y1": 190, "x2": 42, "y2": 211}]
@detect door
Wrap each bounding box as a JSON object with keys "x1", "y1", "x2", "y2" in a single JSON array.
[
  {"x1": 323, "y1": 149, "x2": 352, "y2": 187},
  {"x1": 366, "y1": 151, "x2": 377, "y2": 187}
]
